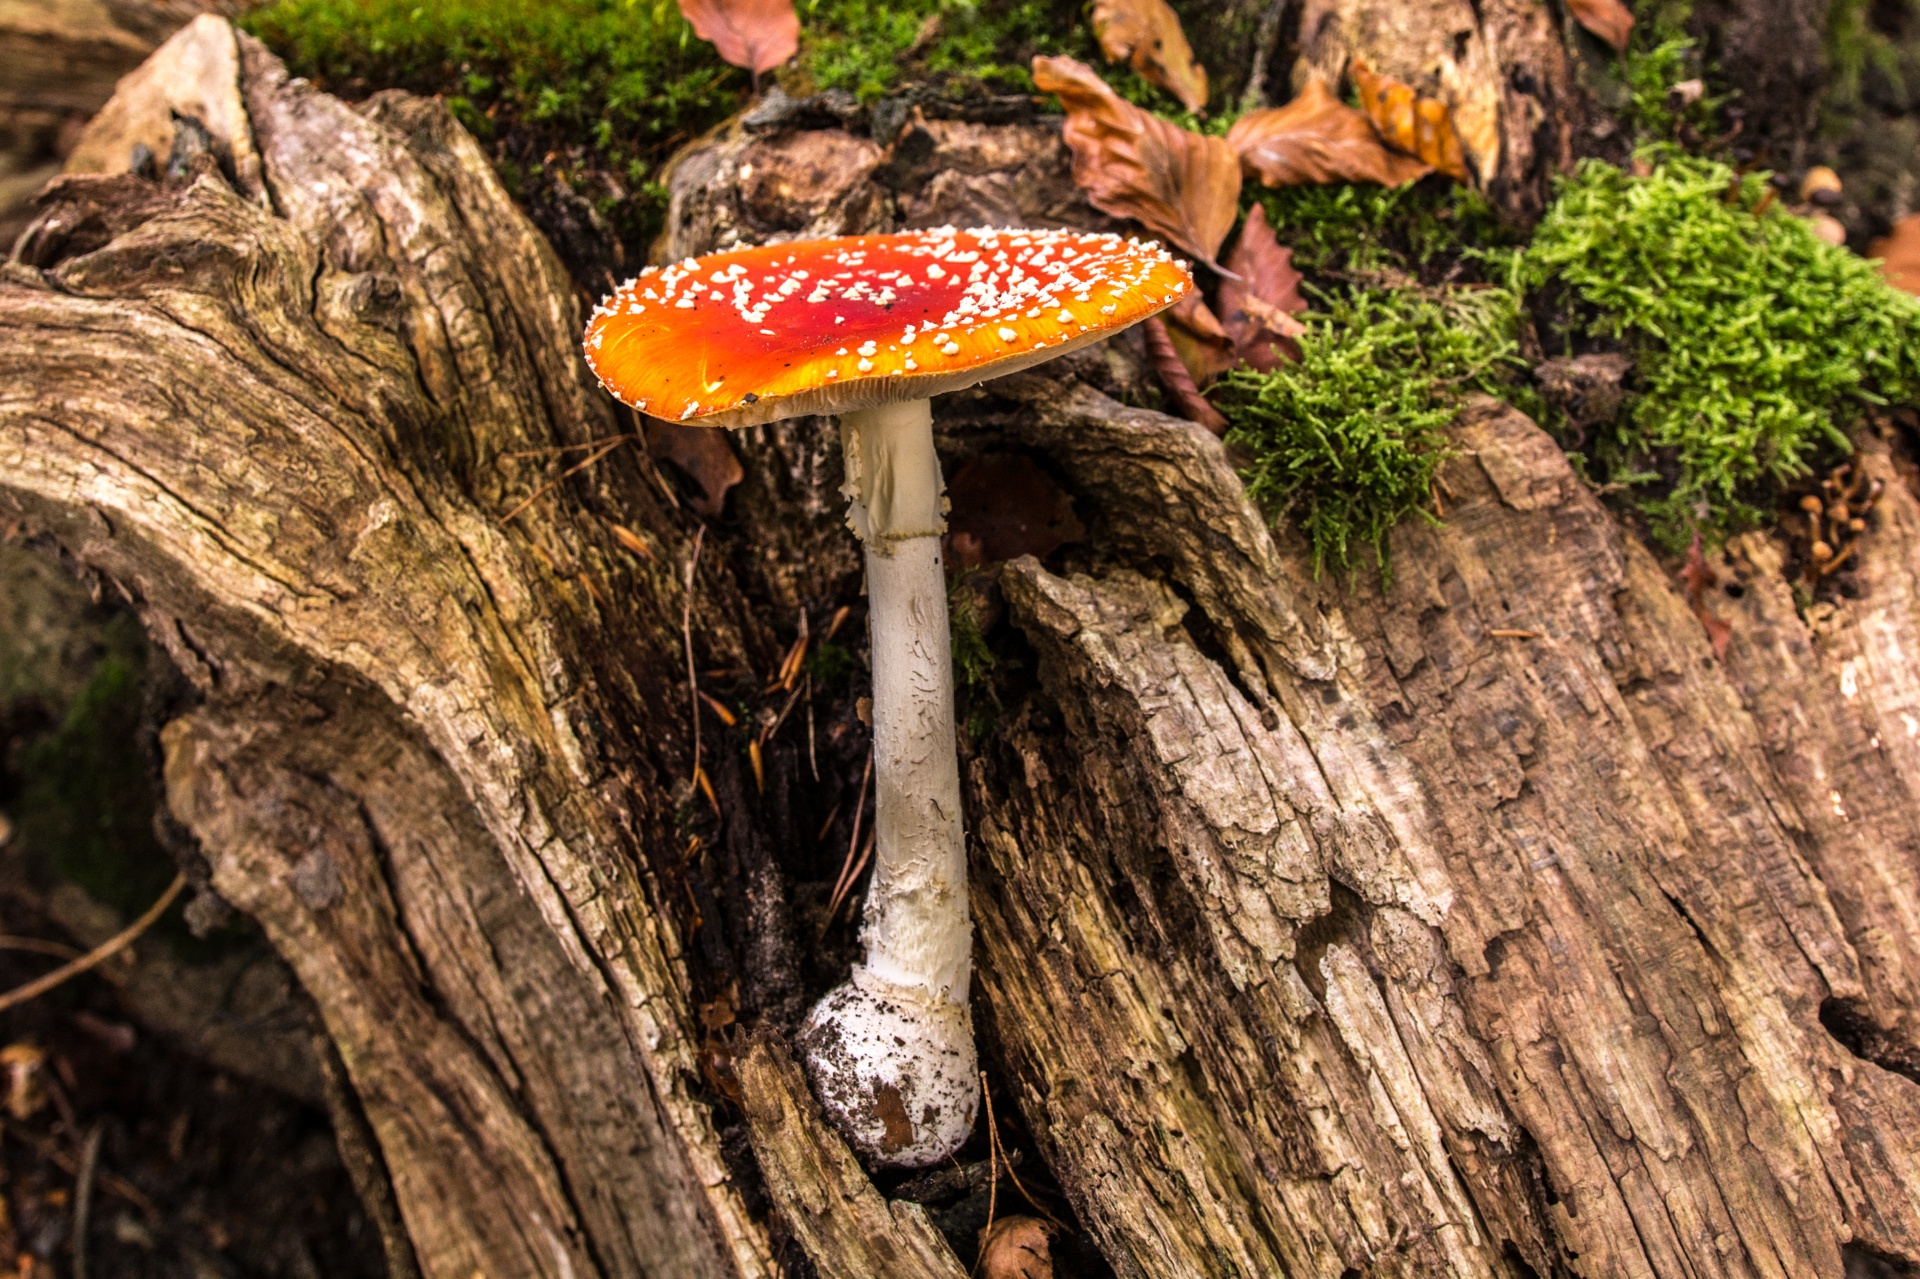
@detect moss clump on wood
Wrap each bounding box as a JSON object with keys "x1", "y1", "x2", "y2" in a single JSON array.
[
  {"x1": 10, "y1": 612, "x2": 178, "y2": 921},
  {"x1": 1522, "y1": 154, "x2": 1920, "y2": 546},
  {"x1": 1214, "y1": 286, "x2": 1527, "y2": 577},
  {"x1": 1256, "y1": 180, "x2": 1514, "y2": 280}
]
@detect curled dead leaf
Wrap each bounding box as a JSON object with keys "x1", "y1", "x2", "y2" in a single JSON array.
[
  {"x1": 1680, "y1": 533, "x2": 1733, "y2": 661},
  {"x1": 647, "y1": 419, "x2": 745, "y2": 518},
  {"x1": 1091, "y1": 0, "x2": 1209, "y2": 114},
  {"x1": 1350, "y1": 59, "x2": 1469, "y2": 183},
  {"x1": 1870, "y1": 213, "x2": 1920, "y2": 295},
  {"x1": 1218, "y1": 203, "x2": 1307, "y2": 371},
  {"x1": 1162, "y1": 292, "x2": 1238, "y2": 385},
  {"x1": 1226, "y1": 77, "x2": 1432, "y2": 187},
  {"x1": 1143, "y1": 315, "x2": 1229, "y2": 433},
  {"x1": 978, "y1": 1216, "x2": 1058, "y2": 1279},
  {"x1": 1568, "y1": 0, "x2": 1634, "y2": 52},
  {"x1": 676, "y1": 0, "x2": 799, "y2": 76},
  {"x1": 1032, "y1": 55, "x2": 1241, "y2": 269}
]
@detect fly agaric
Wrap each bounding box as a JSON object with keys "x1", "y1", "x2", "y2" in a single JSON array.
[{"x1": 584, "y1": 226, "x2": 1192, "y2": 1166}]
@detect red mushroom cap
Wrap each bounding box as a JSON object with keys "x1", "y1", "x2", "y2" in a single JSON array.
[{"x1": 583, "y1": 226, "x2": 1193, "y2": 428}]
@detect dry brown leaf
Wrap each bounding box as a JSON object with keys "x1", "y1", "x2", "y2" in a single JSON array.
[
  {"x1": 1162, "y1": 292, "x2": 1239, "y2": 385},
  {"x1": 1091, "y1": 0, "x2": 1209, "y2": 114},
  {"x1": 1680, "y1": 533, "x2": 1733, "y2": 661},
  {"x1": 1218, "y1": 203, "x2": 1307, "y2": 371},
  {"x1": 1870, "y1": 213, "x2": 1920, "y2": 295},
  {"x1": 676, "y1": 0, "x2": 799, "y2": 76},
  {"x1": 1568, "y1": 0, "x2": 1635, "y2": 52},
  {"x1": 1032, "y1": 55, "x2": 1241, "y2": 269},
  {"x1": 1225, "y1": 77, "x2": 1432, "y2": 187},
  {"x1": 1350, "y1": 59, "x2": 1469, "y2": 182},
  {"x1": 647, "y1": 420, "x2": 745, "y2": 517},
  {"x1": 1144, "y1": 315, "x2": 1229, "y2": 433},
  {"x1": 978, "y1": 1216, "x2": 1058, "y2": 1279}
]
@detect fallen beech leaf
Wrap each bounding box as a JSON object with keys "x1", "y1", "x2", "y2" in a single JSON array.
[
  {"x1": 1144, "y1": 315, "x2": 1229, "y2": 433},
  {"x1": 1679, "y1": 533, "x2": 1733, "y2": 661},
  {"x1": 946, "y1": 452, "x2": 1085, "y2": 566},
  {"x1": 1568, "y1": 0, "x2": 1634, "y2": 52},
  {"x1": 1350, "y1": 59, "x2": 1469, "y2": 182},
  {"x1": 647, "y1": 420, "x2": 745, "y2": 517},
  {"x1": 1162, "y1": 292, "x2": 1238, "y2": 384},
  {"x1": 1870, "y1": 213, "x2": 1920, "y2": 294},
  {"x1": 1032, "y1": 55, "x2": 1241, "y2": 269},
  {"x1": 1091, "y1": 0, "x2": 1209, "y2": 114},
  {"x1": 978, "y1": 1216, "x2": 1057, "y2": 1279},
  {"x1": 1218, "y1": 203, "x2": 1307, "y2": 371},
  {"x1": 676, "y1": 0, "x2": 799, "y2": 76},
  {"x1": 1226, "y1": 77, "x2": 1432, "y2": 187}
]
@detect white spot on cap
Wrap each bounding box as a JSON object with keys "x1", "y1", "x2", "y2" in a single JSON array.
[
  {"x1": 857, "y1": 358, "x2": 873, "y2": 371},
  {"x1": 941, "y1": 341, "x2": 960, "y2": 356},
  {"x1": 997, "y1": 327, "x2": 1017, "y2": 342}
]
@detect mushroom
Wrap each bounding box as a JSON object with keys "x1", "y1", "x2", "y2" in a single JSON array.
[{"x1": 584, "y1": 226, "x2": 1193, "y2": 1166}]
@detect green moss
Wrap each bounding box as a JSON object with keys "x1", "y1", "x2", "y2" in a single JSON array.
[
  {"x1": 243, "y1": 0, "x2": 1231, "y2": 250},
  {"x1": 1255, "y1": 181, "x2": 1513, "y2": 278},
  {"x1": 1621, "y1": 36, "x2": 1726, "y2": 147},
  {"x1": 1521, "y1": 155, "x2": 1920, "y2": 546},
  {"x1": 1214, "y1": 285, "x2": 1527, "y2": 577},
  {"x1": 798, "y1": 0, "x2": 1090, "y2": 101},
  {"x1": 947, "y1": 584, "x2": 1003, "y2": 739},
  {"x1": 11, "y1": 613, "x2": 178, "y2": 921}
]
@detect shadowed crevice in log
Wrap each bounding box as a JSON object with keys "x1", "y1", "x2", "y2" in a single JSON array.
[{"x1": 1823, "y1": 997, "x2": 1920, "y2": 1086}]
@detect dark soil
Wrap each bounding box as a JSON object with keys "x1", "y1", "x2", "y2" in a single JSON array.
[{"x1": 0, "y1": 889, "x2": 385, "y2": 1279}]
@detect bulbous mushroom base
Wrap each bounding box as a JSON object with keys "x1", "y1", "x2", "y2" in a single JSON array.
[{"x1": 798, "y1": 967, "x2": 979, "y2": 1168}]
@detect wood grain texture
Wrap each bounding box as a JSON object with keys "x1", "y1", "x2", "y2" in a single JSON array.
[
  {"x1": 737, "y1": 1035, "x2": 970, "y2": 1279},
  {"x1": 2, "y1": 23, "x2": 771, "y2": 1279}
]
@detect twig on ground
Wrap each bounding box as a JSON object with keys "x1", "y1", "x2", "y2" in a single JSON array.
[
  {"x1": 806, "y1": 673, "x2": 819, "y2": 782},
  {"x1": 498, "y1": 433, "x2": 638, "y2": 460},
  {"x1": 0, "y1": 937, "x2": 87, "y2": 963},
  {"x1": 0, "y1": 873, "x2": 185, "y2": 1016},
  {"x1": 500, "y1": 437, "x2": 627, "y2": 524},
  {"x1": 72, "y1": 1121, "x2": 103, "y2": 1279},
  {"x1": 822, "y1": 750, "x2": 875, "y2": 935},
  {"x1": 2, "y1": 1123, "x2": 156, "y2": 1219},
  {"x1": 684, "y1": 525, "x2": 707, "y2": 790},
  {"x1": 973, "y1": 1069, "x2": 1000, "y2": 1279},
  {"x1": 824, "y1": 830, "x2": 875, "y2": 932}
]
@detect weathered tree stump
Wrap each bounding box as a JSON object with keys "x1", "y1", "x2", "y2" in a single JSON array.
[{"x1": 5, "y1": 17, "x2": 1920, "y2": 1279}]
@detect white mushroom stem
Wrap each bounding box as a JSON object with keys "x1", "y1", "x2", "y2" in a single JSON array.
[{"x1": 798, "y1": 397, "x2": 978, "y2": 1168}]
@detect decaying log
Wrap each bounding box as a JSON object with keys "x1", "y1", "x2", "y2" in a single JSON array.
[
  {"x1": 7, "y1": 15, "x2": 1920, "y2": 1279},
  {"x1": 3, "y1": 20, "x2": 773, "y2": 1278},
  {"x1": 1291, "y1": 0, "x2": 1590, "y2": 217},
  {"x1": 663, "y1": 111, "x2": 1920, "y2": 1274},
  {"x1": 736, "y1": 1035, "x2": 968, "y2": 1279}
]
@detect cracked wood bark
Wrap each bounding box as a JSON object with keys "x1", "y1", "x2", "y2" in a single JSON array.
[
  {"x1": 6, "y1": 16, "x2": 1920, "y2": 1279},
  {"x1": 3, "y1": 21, "x2": 773, "y2": 1279}
]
